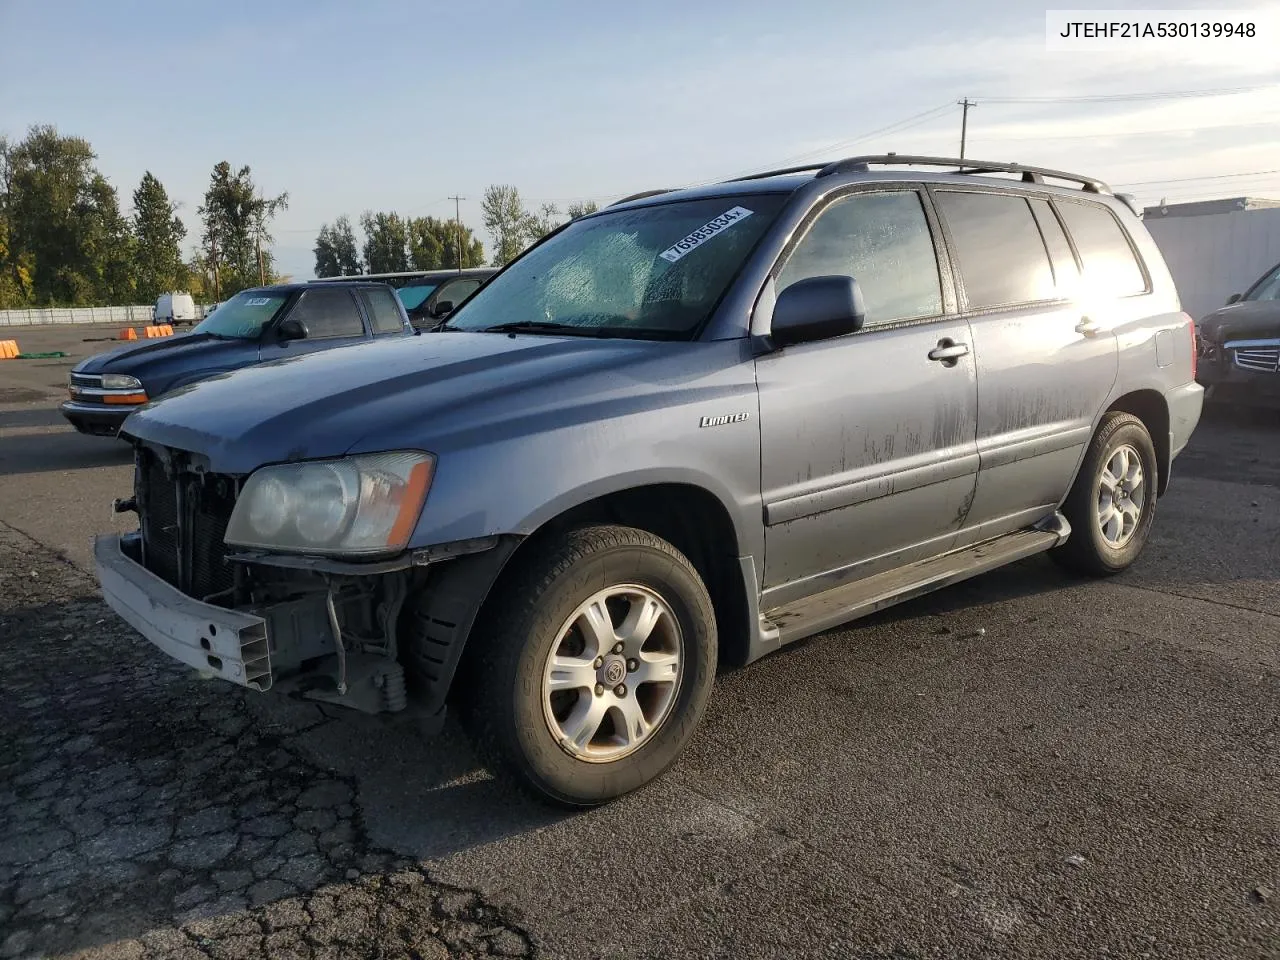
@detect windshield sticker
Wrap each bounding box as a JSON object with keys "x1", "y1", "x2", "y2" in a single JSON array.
[
  {"x1": 246, "y1": 297, "x2": 271, "y2": 306},
  {"x1": 659, "y1": 207, "x2": 754, "y2": 263}
]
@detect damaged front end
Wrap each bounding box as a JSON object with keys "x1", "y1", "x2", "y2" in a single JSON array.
[{"x1": 95, "y1": 441, "x2": 515, "y2": 725}]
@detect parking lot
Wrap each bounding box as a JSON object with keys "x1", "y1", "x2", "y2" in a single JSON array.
[{"x1": 1, "y1": 325, "x2": 1278, "y2": 959}]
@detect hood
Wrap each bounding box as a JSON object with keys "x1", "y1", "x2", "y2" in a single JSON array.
[
  {"x1": 1198, "y1": 300, "x2": 1280, "y2": 343},
  {"x1": 121, "y1": 332, "x2": 711, "y2": 473},
  {"x1": 73, "y1": 333, "x2": 259, "y2": 387}
]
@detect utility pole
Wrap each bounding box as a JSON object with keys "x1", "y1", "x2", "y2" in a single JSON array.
[
  {"x1": 209, "y1": 231, "x2": 221, "y2": 301},
  {"x1": 959, "y1": 98, "x2": 975, "y2": 160},
  {"x1": 448, "y1": 195, "x2": 466, "y2": 272},
  {"x1": 255, "y1": 186, "x2": 267, "y2": 286}
]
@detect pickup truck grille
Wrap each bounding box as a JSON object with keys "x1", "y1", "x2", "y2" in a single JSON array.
[
  {"x1": 1229, "y1": 340, "x2": 1280, "y2": 374},
  {"x1": 70, "y1": 372, "x2": 102, "y2": 388},
  {"x1": 138, "y1": 448, "x2": 239, "y2": 603}
]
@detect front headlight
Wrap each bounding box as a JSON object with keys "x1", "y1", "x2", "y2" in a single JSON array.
[
  {"x1": 225, "y1": 451, "x2": 435, "y2": 555},
  {"x1": 101, "y1": 374, "x2": 143, "y2": 390}
]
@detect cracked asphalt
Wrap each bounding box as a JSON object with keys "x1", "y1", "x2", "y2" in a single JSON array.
[{"x1": 1, "y1": 325, "x2": 1279, "y2": 959}]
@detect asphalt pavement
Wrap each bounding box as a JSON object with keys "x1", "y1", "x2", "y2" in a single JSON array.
[{"x1": 1, "y1": 325, "x2": 1277, "y2": 959}]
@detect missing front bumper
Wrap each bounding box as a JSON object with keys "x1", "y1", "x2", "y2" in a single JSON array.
[{"x1": 93, "y1": 533, "x2": 272, "y2": 689}]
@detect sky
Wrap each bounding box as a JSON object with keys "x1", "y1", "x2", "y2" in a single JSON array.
[{"x1": 3, "y1": 0, "x2": 1279, "y2": 281}]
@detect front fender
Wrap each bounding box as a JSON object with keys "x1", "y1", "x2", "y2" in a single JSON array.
[{"x1": 406, "y1": 421, "x2": 765, "y2": 565}]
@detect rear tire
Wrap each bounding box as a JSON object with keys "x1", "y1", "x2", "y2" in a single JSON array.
[
  {"x1": 1052, "y1": 412, "x2": 1158, "y2": 577},
  {"x1": 457, "y1": 524, "x2": 717, "y2": 807}
]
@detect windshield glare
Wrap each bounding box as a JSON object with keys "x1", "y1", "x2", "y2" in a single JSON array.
[
  {"x1": 1245, "y1": 264, "x2": 1280, "y2": 302},
  {"x1": 396, "y1": 283, "x2": 438, "y2": 312},
  {"x1": 445, "y1": 196, "x2": 785, "y2": 337},
  {"x1": 192, "y1": 291, "x2": 288, "y2": 338}
]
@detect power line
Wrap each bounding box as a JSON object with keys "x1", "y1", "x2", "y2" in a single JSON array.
[
  {"x1": 704, "y1": 101, "x2": 957, "y2": 185},
  {"x1": 1116, "y1": 168, "x2": 1280, "y2": 187},
  {"x1": 972, "y1": 83, "x2": 1278, "y2": 104},
  {"x1": 971, "y1": 117, "x2": 1280, "y2": 143}
]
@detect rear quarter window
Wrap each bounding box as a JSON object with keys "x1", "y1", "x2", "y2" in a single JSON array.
[
  {"x1": 359, "y1": 287, "x2": 407, "y2": 334},
  {"x1": 1055, "y1": 200, "x2": 1148, "y2": 298}
]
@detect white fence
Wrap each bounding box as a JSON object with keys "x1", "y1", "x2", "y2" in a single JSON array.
[
  {"x1": 0, "y1": 304, "x2": 211, "y2": 327},
  {"x1": 1145, "y1": 207, "x2": 1280, "y2": 322}
]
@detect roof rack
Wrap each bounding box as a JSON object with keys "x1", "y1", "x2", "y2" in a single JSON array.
[
  {"x1": 725, "y1": 163, "x2": 830, "y2": 183},
  {"x1": 609, "y1": 188, "x2": 676, "y2": 206},
  {"x1": 809, "y1": 155, "x2": 1111, "y2": 194},
  {"x1": 612, "y1": 155, "x2": 1111, "y2": 212}
]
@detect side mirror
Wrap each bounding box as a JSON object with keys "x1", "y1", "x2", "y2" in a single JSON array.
[
  {"x1": 276, "y1": 317, "x2": 307, "y2": 341},
  {"x1": 770, "y1": 276, "x2": 866, "y2": 347},
  {"x1": 1226, "y1": 293, "x2": 1242, "y2": 305},
  {"x1": 430, "y1": 300, "x2": 455, "y2": 320}
]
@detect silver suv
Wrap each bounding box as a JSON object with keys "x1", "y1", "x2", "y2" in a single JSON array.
[{"x1": 95, "y1": 155, "x2": 1203, "y2": 806}]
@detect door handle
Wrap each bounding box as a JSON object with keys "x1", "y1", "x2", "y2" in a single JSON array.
[
  {"x1": 928, "y1": 339, "x2": 970, "y2": 365},
  {"x1": 1076, "y1": 317, "x2": 1101, "y2": 337}
]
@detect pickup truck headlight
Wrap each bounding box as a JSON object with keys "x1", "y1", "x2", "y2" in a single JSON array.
[
  {"x1": 225, "y1": 451, "x2": 435, "y2": 555},
  {"x1": 101, "y1": 374, "x2": 143, "y2": 390}
]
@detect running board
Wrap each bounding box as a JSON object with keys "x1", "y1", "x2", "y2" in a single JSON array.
[{"x1": 763, "y1": 513, "x2": 1071, "y2": 645}]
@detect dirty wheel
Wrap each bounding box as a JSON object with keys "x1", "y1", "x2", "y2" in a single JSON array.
[
  {"x1": 458, "y1": 525, "x2": 717, "y2": 807},
  {"x1": 1052, "y1": 412, "x2": 1158, "y2": 577}
]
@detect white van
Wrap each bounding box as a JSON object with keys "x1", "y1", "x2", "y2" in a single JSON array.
[{"x1": 154, "y1": 292, "x2": 197, "y2": 325}]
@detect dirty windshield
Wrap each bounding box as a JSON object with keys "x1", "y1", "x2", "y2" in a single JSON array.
[
  {"x1": 444, "y1": 196, "x2": 786, "y2": 338},
  {"x1": 191, "y1": 291, "x2": 289, "y2": 339}
]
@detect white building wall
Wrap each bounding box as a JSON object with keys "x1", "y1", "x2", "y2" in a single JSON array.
[{"x1": 1144, "y1": 208, "x2": 1280, "y2": 321}]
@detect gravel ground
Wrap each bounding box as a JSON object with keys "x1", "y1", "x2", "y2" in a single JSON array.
[
  {"x1": 1, "y1": 325, "x2": 1279, "y2": 958},
  {"x1": 0, "y1": 524, "x2": 534, "y2": 960}
]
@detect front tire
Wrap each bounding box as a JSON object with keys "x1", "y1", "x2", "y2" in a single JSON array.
[
  {"x1": 1052, "y1": 412, "x2": 1158, "y2": 577},
  {"x1": 458, "y1": 525, "x2": 717, "y2": 807}
]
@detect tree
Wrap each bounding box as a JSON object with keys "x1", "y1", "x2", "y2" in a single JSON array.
[
  {"x1": 84, "y1": 174, "x2": 136, "y2": 305},
  {"x1": 0, "y1": 137, "x2": 32, "y2": 308},
  {"x1": 407, "y1": 215, "x2": 484, "y2": 270},
  {"x1": 184, "y1": 254, "x2": 209, "y2": 300},
  {"x1": 566, "y1": 200, "x2": 599, "y2": 220},
  {"x1": 481, "y1": 185, "x2": 529, "y2": 267},
  {"x1": 198, "y1": 161, "x2": 288, "y2": 298},
  {"x1": 0, "y1": 201, "x2": 32, "y2": 308},
  {"x1": 3, "y1": 125, "x2": 134, "y2": 305},
  {"x1": 522, "y1": 202, "x2": 563, "y2": 245},
  {"x1": 314, "y1": 215, "x2": 362, "y2": 277},
  {"x1": 131, "y1": 172, "x2": 186, "y2": 302},
  {"x1": 359, "y1": 211, "x2": 409, "y2": 274}
]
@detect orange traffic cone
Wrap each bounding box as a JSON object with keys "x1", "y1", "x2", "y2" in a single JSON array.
[
  {"x1": 119, "y1": 327, "x2": 137, "y2": 340},
  {"x1": 0, "y1": 340, "x2": 18, "y2": 359}
]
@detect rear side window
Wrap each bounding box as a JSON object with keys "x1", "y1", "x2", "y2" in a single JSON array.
[
  {"x1": 777, "y1": 190, "x2": 943, "y2": 326},
  {"x1": 935, "y1": 191, "x2": 1055, "y2": 309},
  {"x1": 290, "y1": 288, "x2": 364, "y2": 338},
  {"x1": 1054, "y1": 200, "x2": 1148, "y2": 297},
  {"x1": 359, "y1": 287, "x2": 407, "y2": 334}
]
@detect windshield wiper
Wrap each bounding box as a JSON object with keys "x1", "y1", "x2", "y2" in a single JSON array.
[
  {"x1": 476, "y1": 321, "x2": 589, "y2": 334},
  {"x1": 474, "y1": 321, "x2": 650, "y2": 338}
]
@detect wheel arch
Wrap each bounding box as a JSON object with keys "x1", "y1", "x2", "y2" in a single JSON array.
[
  {"x1": 402, "y1": 481, "x2": 755, "y2": 714},
  {"x1": 1104, "y1": 389, "x2": 1171, "y2": 495}
]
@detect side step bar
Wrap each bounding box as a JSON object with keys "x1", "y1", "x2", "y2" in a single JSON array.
[{"x1": 763, "y1": 513, "x2": 1071, "y2": 645}]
